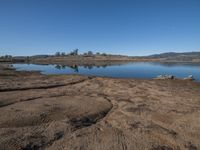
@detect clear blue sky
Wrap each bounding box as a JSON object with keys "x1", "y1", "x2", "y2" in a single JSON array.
[{"x1": 0, "y1": 0, "x2": 200, "y2": 56}]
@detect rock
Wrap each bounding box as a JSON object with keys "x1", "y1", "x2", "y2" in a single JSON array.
[
  {"x1": 156, "y1": 75, "x2": 195, "y2": 81},
  {"x1": 155, "y1": 75, "x2": 174, "y2": 80},
  {"x1": 184, "y1": 75, "x2": 194, "y2": 81}
]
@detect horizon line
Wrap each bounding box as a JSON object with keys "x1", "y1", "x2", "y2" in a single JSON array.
[{"x1": 1, "y1": 50, "x2": 200, "y2": 57}]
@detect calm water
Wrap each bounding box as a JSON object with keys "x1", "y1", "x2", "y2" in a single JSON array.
[{"x1": 13, "y1": 62, "x2": 200, "y2": 81}]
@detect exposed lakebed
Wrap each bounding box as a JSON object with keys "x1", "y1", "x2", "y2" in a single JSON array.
[
  {"x1": 13, "y1": 62, "x2": 200, "y2": 80},
  {"x1": 1, "y1": 63, "x2": 200, "y2": 149}
]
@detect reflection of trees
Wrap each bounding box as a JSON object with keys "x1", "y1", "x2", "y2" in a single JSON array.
[
  {"x1": 87, "y1": 65, "x2": 93, "y2": 70},
  {"x1": 102, "y1": 64, "x2": 107, "y2": 68},
  {"x1": 55, "y1": 65, "x2": 62, "y2": 69},
  {"x1": 82, "y1": 65, "x2": 94, "y2": 69},
  {"x1": 61, "y1": 65, "x2": 66, "y2": 69},
  {"x1": 54, "y1": 63, "x2": 111, "y2": 72},
  {"x1": 69, "y1": 65, "x2": 79, "y2": 72},
  {"x1": 82, "y1": 64, "x2": 108, "y2": 69},
  {"x1": 55, "y1": 64, "x2": 79, "y2": 72}
]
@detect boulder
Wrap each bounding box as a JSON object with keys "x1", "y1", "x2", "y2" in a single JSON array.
[
  {"x1": 184, "y1": 75, "x2": 194, "y2": 81},
  {"x1": 155, "y1": 75, "x2": 175, "y2": 80}
]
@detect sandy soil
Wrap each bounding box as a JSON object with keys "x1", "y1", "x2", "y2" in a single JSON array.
[{"x1": 0, "y1": 64, "x2": 200, "y2": 150}]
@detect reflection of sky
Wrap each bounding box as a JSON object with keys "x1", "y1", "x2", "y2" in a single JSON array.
[{"x1": 13, "y1": 62, "x2": 200, "y2": 81}]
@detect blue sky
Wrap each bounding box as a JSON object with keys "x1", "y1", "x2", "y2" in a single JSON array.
[{"x1": 0, "y1": 0, "x2": 200, "y2": 56}]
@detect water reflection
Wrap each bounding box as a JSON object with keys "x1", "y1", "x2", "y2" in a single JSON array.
[
  {"x1": 69, "y1": 65, "x2": 79, "y2": 72},
  {"x1": 55, "y1": 64, "x2": 79, "y2": 72},
  {"x1": 55, "y1": 65, "x2": 67, "y2": 70},
  {"x1": 151, "y1": 62, "x2": 200, "y2": 67},
  {"x1": 13, "y1": 62, "x2": 200, "y2": 81},
  {"x1": 54, "y1": 64, "x2": 110, "y2": 72}
]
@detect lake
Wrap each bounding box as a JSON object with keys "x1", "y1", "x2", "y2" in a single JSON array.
[{"x1": 13, "y1": 62, "x2": 200, "y2": 81}]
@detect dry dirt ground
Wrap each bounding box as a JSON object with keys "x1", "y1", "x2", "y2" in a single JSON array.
[{"x1": 0, "y1": 64, "x2": 200, "y2": 150}]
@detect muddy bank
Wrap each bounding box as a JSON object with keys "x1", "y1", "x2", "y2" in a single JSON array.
[{"x1": 0, "y1": 64, "x2": 200, "y2": 150}]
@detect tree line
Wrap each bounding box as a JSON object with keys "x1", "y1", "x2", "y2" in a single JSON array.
[
  {"x1": 55, "y1": 49, "x2": 108, "y2": 57},
  {"x1": 0, "y1": 49, "x2": 109, "y2": 59}
]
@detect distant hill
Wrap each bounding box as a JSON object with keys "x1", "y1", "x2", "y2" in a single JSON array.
[
  {"x1": 147, "y1": 52, "x2": 200, "y2": 62},
  {"x1": 1, "y1": 52, "x2": 200, "y2": 63},
  {"x1": 148, "y1": 52, "x2": 200, "y2": 58}
]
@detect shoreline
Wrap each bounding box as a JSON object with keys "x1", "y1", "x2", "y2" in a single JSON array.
[
  {"x1": 1, "y1": 54, "x2": 200, "y2": 64},
  {"x1": 6, "y1": 62, "x2": 200, "y2": 82}
]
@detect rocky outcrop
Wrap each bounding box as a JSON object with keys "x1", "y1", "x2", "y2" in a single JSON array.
[
  {"x1": 155, "y1": 74, "x2": 195, "y2": 81},
  {"x1": 184, "y1": 75, "x2": 194, "y2": 81},
  {"x1": 155, "y1": 75, "x2": 175, "y2": 80}
]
